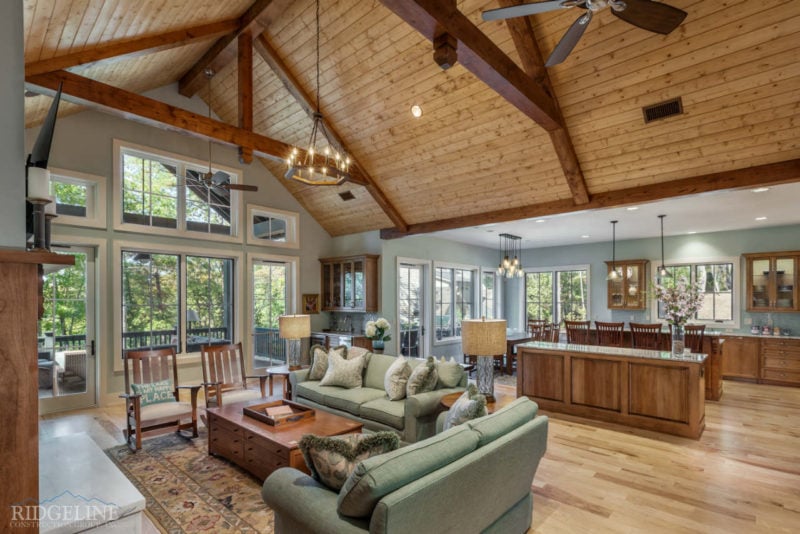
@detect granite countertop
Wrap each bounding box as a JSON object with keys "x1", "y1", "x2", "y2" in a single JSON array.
[
  {"x1": 517, "y1": 341, "x2": 708, "y2": 363},
  {"x1": 705, "y1": 331, "x2": 800, "y2": 340}
]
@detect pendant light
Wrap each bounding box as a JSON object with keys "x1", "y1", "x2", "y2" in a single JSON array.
[
  {"x1": 497, "y1": 233, "x2": 524, "y2": 278},
  {"x1": 607, "y1": 220, "x2": 620, "y2": 281},
  {"x1": 658, "y1": 214, "x2": 670, "y2": 277}
]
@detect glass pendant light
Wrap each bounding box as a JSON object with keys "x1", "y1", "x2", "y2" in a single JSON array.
[
  {"x1": 658, "y1": 214, "x2": 670, "y2": 278},
  {"x1": 607, "y1": 220, "x2": 620, "y2": 281}
]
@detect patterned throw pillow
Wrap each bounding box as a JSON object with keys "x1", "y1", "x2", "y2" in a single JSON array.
[
  {"x1": 299, "y1": 432, "x2": 400, "y2": 491},
  {"x1": 436, "y1": 356, "x2": 465, "y2": 388},
  {"x1": 384, "y1": 356, "x2": 411, "y2": 401},
  {"x1": 443, "y1": 384, "x2": 487, "y2": 431},
  {"x1": 406, "y1": 357, "x2": 439, "y2": 396},
  {"x1": 131, "y1": 379, "x2": 174, "y2": 407},
  {"x1": 320, "y1": 351, "x2": 365, "y2": 388},
  {"x1": 309, "y1": 345, "x2": 347, "y2": 381}
]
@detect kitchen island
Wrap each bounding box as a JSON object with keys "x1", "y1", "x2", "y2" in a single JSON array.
[{"x1": 517, "y1": 341, "x2": 707, "y2": 438}]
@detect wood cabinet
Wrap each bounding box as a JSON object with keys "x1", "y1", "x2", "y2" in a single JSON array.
[
  {"x1": 605, "y1": 259, "x2": 648, "y2": 310},
  {"x1": 721, "y1": 336, "x2": 760, "y2": 380},
  {"x1": 760, "y1": 338, "x2": 800, "y2": 386},
  {"x1": 744, "y1": 252, "x2": 799, "y2": 312},
  {"x1": 320, "y1": 255, "x2": 379, "y2": 312}
]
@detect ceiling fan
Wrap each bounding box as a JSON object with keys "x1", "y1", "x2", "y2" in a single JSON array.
[{"x1": 482, "y1": 0, "x2": 687, "y2": 67}]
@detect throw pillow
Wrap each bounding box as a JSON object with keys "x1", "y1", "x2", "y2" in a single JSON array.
[
  {"x1": 309, "y1": 344, "x2": 347, "y2": 381},
  {"x1": 406, "y1": 357, "x2": 438, "y2": 396},
  {"x1": 299, "y1": 431, "x2": 400, "y2": 491},
  {"x1": 131, "y1": 379, "x2": 174, "y2": 407},
  {"x1": 436, "y1": 356, "x2": 465, "y2": 388},
  {"x1": 443, "y1": 383, "x2": 487, "y2": 430},
  {"x1": 320, "y1": 351, "x2": 366, "y2": 388},
  {"x1": 384, "y1": 356, "x2": 411, "y2": 401}
]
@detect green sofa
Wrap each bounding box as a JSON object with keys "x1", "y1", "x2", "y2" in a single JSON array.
[
  {"x1": 289, "y1": 352, "x2": 467, "y2": 443},
  {"x1": 262, "y1": 396, "x2": 548, "y2": 534}
]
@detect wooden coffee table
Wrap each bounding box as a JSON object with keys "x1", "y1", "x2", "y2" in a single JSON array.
[{"x1": 207, "y1": 398, "x2": 363, "y2": 480}]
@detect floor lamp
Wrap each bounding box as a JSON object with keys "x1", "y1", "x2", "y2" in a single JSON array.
[
  {"x1": 279, "y1": 315, "x2": 310, "y2": 370},
  {"x1": 461, "y1": 318, "x2": 506, "y2": 402}
]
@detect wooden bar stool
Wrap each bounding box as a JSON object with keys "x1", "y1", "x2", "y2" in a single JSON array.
[
  {"x1": 595, "y1": 321, "x2": 624, "y2": 347},
  {"x1": 565, "y1": 320, "x2": 591, "y2": 345},
  {"x1": 630, "y1": 323, "x2": 662, "y2": 350}
]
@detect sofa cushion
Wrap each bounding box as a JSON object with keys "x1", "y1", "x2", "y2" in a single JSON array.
[
  {"x1": 309, "y1": 345, "x2": 347, "y2": 381},
  {"x1": 364, "y1": 353, "x2": 400, "y2": 390},
  {"x1": 323, "y1": 387, "x2": 387, "y2": 417},
  {"x1": 406, "y1": 357, "x2": 438, "y2": 396},
  {"x1": 467, "y1": 397, "x2": 538, "y2": 447},
  {"x1": 217, "y1": 387, "x2": 263, "y2": 406},
  {"x1": 443, "y1": 383, "x2": 487, "y2": 431},
  {"x1": 295, "y1": 380, "x2": 327, "y2": 405},
  {"x1": 384, "y1": 356, "x2": 411, "y2": 401},
  {"x1": 320, "y1": 351, "x2": 365, "y2": 388},
  {"x1": 337, "y1": 424, "x2": 480, "y2": 518},
  {"x1": 436, "y1": 356, "x2": 465, "y2": 388},
  {"x1": 298, "y1": 431, "x2": 400, "y2": 491},
  {"x1": 359, "y1": 397, "x2": 405, "y2": 430}
]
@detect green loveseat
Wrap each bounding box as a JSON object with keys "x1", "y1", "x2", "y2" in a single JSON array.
[
  {"x1": 290, "y1": 352, "x2": 467, "y2": 443},
  {"x1": 262, "y1": 396, "x2": 548, "y2": 534}
]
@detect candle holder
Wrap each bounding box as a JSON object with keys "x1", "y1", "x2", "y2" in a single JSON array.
[{"x1": 27, "y1": 198, "x2": 52, "y2": 252}]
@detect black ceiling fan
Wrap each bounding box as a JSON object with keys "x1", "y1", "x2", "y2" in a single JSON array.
[{"x1": 482, "y1": 0, "x2": 687, "y2": 67}]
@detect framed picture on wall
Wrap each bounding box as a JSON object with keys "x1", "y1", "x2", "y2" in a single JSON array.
[{"x1": 302, "y1": 294, "x2": 320, "y2": 314}]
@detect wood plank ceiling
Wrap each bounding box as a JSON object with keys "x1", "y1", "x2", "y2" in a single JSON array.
[{"x1": 22, "y1": 0, "x2": 800, "y2": 237}]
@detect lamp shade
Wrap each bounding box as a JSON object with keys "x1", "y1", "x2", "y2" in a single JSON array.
[
  {"x1": 186, "y1": 309, "x2": 200, "y2": 322},
  {"x1": 279, "y1": 315, "x2": 311, "y2": 340},
  {"x1": 461, "y1": 319, "x2": 506, "y2": 356}
]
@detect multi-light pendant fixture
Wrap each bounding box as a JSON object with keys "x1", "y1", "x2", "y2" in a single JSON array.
[{"x1": 497, "y1": 233, "x2": 524, "y2": 278}]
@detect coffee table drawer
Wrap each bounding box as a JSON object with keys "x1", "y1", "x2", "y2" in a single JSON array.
[
  {"x1": 244, "y1": 440, "x2": 290, "y2": 480},
  {"x1": 244, "y1": 430, "x2": 290, "y2": 461},
  {"x1": 210, "y1": 426, "x2": 244, "y2": 464},
  {"x1": 209, "y1": 413, "x2": 245, "y2": 435}
]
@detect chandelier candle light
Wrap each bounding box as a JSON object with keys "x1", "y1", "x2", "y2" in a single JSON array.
[
  {"x1": 461, "y1": 318, "x2": 506, "y2": 402},
  {"x1": 279, "y1": 315, "x2": 311, "y2": 369},
  {"x1": 497, "y1": 233, "x2": 524, "y2": 278},
  {"x1": 285, "y1": 0, "x2": 351, "y2": 186},
  {"x1": 365, "y1": 318, "x2": 391, "y2": 353},
  {"x1": 654, "y1": 278, "x2": 704, "y2": 355}
]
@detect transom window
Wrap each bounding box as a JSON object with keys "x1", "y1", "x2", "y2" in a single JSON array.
[
  {"x1": 48, "y1": 168, "x2": 106, "y2": 228},
  {"x1": 247, "y1": 205, "x2": 299, "y2": 248},
  {"x1": 434, "y1": 266, "x2": 475, "y2": 341},
  {"x1": 526, "y1": 266, "x2": 589, "y2": 324},
  {"x1": 655, "y1": 261, "x2": 735, "y2": 325}
]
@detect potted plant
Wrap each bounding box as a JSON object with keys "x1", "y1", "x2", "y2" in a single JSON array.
[{"x1": 654, "y1": 278, "x2": 705, "y2": 355}]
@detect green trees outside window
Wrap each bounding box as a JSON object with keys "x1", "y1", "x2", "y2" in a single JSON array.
[{"x1": 526, "y1": 268, "x2": 588, "y2": 324}]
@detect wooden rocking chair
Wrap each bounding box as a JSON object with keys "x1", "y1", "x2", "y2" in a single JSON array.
[{"x1": 200, "y1": 342, "x2": 267, "y2": 407}]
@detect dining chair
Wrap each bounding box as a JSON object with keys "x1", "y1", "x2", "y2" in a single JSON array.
[
  {"x1": 121, "y1": 347, "x2": 200, "y2": 451},
  {"x1": 527, "y1": 319, "x2": 546, "y2": 338},
  {"x1": 564, "y1": 320, "x2": 592, "y2": 345},
  {"x1": 630, "y1": 323, "x2": 663, "y2": 350},
  {"x1": 548, "y1": 323, "x2": 562, "y2": 343},
  {"x1": 676, "y1": 324, "x2": 706, "y2": 353},
  {"x1": 200, "y1": 342, "x2": 267, "y2": 407},
  {"x1": 595, "y1": 321, "x2": 625, "y2": 347}
]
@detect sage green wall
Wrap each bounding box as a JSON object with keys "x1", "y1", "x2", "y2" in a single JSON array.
[
  {"x1": 0, "y1": 0, "x2": 25, "y2": 247},
  {"x1": 25, "y1": 92, "x2": 335, "y2": 404}
]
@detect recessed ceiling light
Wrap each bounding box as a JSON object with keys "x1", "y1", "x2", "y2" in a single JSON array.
[
  {"x1": 755, "y1": 216, "x2": 767, "y2": 221},
  {"x1": 687, "y1": 231, "x2": 697, "y2": 235},
  {"x1": 581, "y1": 235, "x2": 590, "y2": 239},
  {"x1": 535, "y1": 219, "x2": 546, "y2": 223},
  {"x1": 752, "y1": 187, "x2": 770, "y2": 193},
  {"x1": 626, "y1": 206, "x2": 639, "y2": 211},
  {"x1": 411, "y1": 105, "x2": 423, "y2": 118}
]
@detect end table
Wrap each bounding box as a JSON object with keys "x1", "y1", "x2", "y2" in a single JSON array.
[{"x1": 266, "y1": 364, "x2": 308, "y2": 399}]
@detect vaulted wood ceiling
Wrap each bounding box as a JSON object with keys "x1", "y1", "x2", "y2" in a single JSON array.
[{"x1": 23, "y1": 0, "x2": 800, "y2": 238}]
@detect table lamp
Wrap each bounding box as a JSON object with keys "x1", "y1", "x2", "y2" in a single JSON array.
[
  {"x1": 186, "y1": 309, "x2": 200, "y2": 329},
  {"x1": 461, "y1": 318, "x2": 506, "y2": 402},
  {"x1": 279, "y1": 314, "x2": 311, "y2": 369}
]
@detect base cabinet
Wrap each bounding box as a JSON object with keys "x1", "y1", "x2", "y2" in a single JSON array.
[
  {"x1": 760, "y1": 338, "x2": 800, "y2": 386},
  {"x1": 721, "y1": 336, "x2": 760, "y2": 379}
]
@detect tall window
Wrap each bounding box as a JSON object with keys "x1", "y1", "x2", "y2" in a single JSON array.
[
  {"x1": 435, "y1": 266, "x2": 474, "y2": 340},
  {"x1": 481, "y1": 271, "x2": 497, "y2": 319},
  {"x1": 252, "y1": 261, "x2": 288, "y2": 367},
  {"x1": 398, "y1": 263, "x2": 424, "y2": 357},
  {"x1": 656, "y1": 262, "x2": 734, "y2": 324},
  {"x1": 526, "y1": 267, "x2": 589, "y2": 323},
  {"x1": 186, "y1": 256, "x2": 234, "y2": 352}
]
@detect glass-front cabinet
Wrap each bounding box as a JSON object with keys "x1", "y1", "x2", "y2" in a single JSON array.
[
  {"x1": 320, "y1": 255, "x2": 379, "y2": 312},
  {"x1": 745, "y1": 252, "x2": 799, "y2": 312},
  {"x1": 605, "y1": 259, "x2": 648, "y2": 310}
]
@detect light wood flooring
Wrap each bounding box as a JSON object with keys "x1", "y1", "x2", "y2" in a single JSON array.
[{"x1": 40, "y1": 380, "x2": 799, "y2": 533}]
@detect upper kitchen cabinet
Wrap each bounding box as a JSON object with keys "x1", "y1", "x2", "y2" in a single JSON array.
[
  {"x1": 745, "y1": 252, "x2": 799, "y2": 312},
  {"x1": 605, "y1": 260, "x2": 648, "y2": 310},
  {"x1": 320, "y1": 255, "x2": 379, "y2": 312}
]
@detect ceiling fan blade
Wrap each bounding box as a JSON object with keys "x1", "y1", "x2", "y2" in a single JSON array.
[
  {"x1": 482, "y1": 1, "x2": 570, "y2": 22},
  {"x1": 222, "y1": 183, "x2": 258, "y2": 192},
  {"x1": 611, "y1": 0, "x2": 687, "y2": 34},
  {"x1": 545, "y1": 10, "x2": 592, "y2": 67},
  {"x1": 210, "y1": 170, "x2": 229, "y2": 185}
]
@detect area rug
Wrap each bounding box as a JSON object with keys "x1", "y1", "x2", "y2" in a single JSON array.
[{"x1": 105, "y1": 430, "x2": 273, "y2": 533}]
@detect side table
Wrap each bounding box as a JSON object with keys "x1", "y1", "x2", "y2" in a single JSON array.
[
  {"x1": 266, "y1": 365, "x2": 308, "y2": 399},
  {"x1": 439, "y1": 390, "x2": 515, "y2": 414}
]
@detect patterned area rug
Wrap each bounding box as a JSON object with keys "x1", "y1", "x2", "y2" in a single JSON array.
[{"x1": 105, "y1": 430, "x2": 273, "y2": 533}]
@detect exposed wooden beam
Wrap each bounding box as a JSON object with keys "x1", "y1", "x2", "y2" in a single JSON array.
[
  {"x1": 253, "y1": 34, "x2": 409, "y2": 232},
  {"x1": 25, "y1": 70, "x2": 374, "y2": 189},
  {"x1": 379, "y1": 159, "x2": 800, "y2": 239},
  {"x1": 237, "y1": 31, "x2": 254, "y2": 164},
  {"x1": 499, "y1": 0, "x2": 590, "y2": 205},
  {"x1": 24, "y1": 19, "x2": 239, "y2": 77},
  {"x1": 179, "y1": 0, "x2": 275, "y2": 97},
  {"x1": 380, "y1": 0, "x2": 562, "y2": 131}
]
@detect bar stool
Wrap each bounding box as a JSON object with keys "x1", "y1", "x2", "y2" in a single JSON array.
[
  {"x1": 630, "y1": 323, "x2": 662, "y2": 349},
  {"x1": 565, "y1": 320, "x2": 591, "y2": 345},
  {"x1": 595, "y1": 321, "x2": 624, "y2": 347}
]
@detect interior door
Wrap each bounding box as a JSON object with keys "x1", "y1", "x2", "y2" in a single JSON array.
[
  {"x1": 38, "y1": 246, "x2": 97, "y2": 414},
  {"x1": 398, "y1": 263, "x2": 425, "y2": 358}
]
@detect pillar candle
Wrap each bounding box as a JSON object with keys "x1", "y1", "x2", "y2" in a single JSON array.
[
  {"x1": 45, "y1": 196, "x2": 56, "y2": 215},
  {"x1": 27, "y1": 167, "x2": 51, "y2": 199}
]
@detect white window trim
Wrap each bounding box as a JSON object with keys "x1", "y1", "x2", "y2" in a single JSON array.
[
  {"x1": 396, "y1": 257, "x2": 432, "y2": 358},
  {"x1": 112, "y1": 238, "x2": 244, "y2": 372},
  {"x1": 649, "y1": 255, "x2": 740, "y2": 330},
  {"x1": 522, "y1": 264, "x2": 591, "y2": 326},
  {"x1": 246, "y1": 204, "x2": 300, "y2": 249},
  {"x1": 50, "y1": 167, "x2": 107, "y2": 229},
  {"x1": 112, "y1": 139, "x2": 244, "y2": 244},
  {"x1": 432, "y1": 261, "x2": 479, "y2": 346}
]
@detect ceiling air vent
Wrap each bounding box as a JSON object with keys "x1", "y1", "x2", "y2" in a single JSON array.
[
  {"x1": 642, "y1": 97, "x2": 683, "y2": 124},
  {"x1": 338, "y1": 190, "x2": 355, "y2": 201}
]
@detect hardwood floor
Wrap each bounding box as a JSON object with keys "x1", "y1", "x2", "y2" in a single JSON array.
[{"x1": 40, "y1": 380, "x2": 799, "y2": 533}]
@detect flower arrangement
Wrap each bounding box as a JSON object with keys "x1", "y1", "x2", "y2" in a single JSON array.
[
  {"x1": 654, "y1": 278, "x2": 705, "y2": 326},
  {"x1": 365, "y1": 317, "x2": 392, "y2": 342}
]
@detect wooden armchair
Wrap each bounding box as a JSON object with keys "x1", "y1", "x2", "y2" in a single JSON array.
[
  {"x1": 200, "y1": 342, "x2": 267, "y2": 407},
  {"x1": 630, "y1": 323, "x2": 663, "y2": 350},
  {"x1": 565, "y1": 320, "x2": 592, "y2": 345},
  {"x1": 595, "y1": 321, "x2": 625, "y2": 347},
  {"x1": 121, "y1": 347, "x2": 199, "y2": 451}
]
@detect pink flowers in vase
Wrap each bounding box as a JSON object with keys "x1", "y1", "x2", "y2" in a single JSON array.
[{"x1": 655, "y1": 278, "x2": 705, "y2": 326}]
